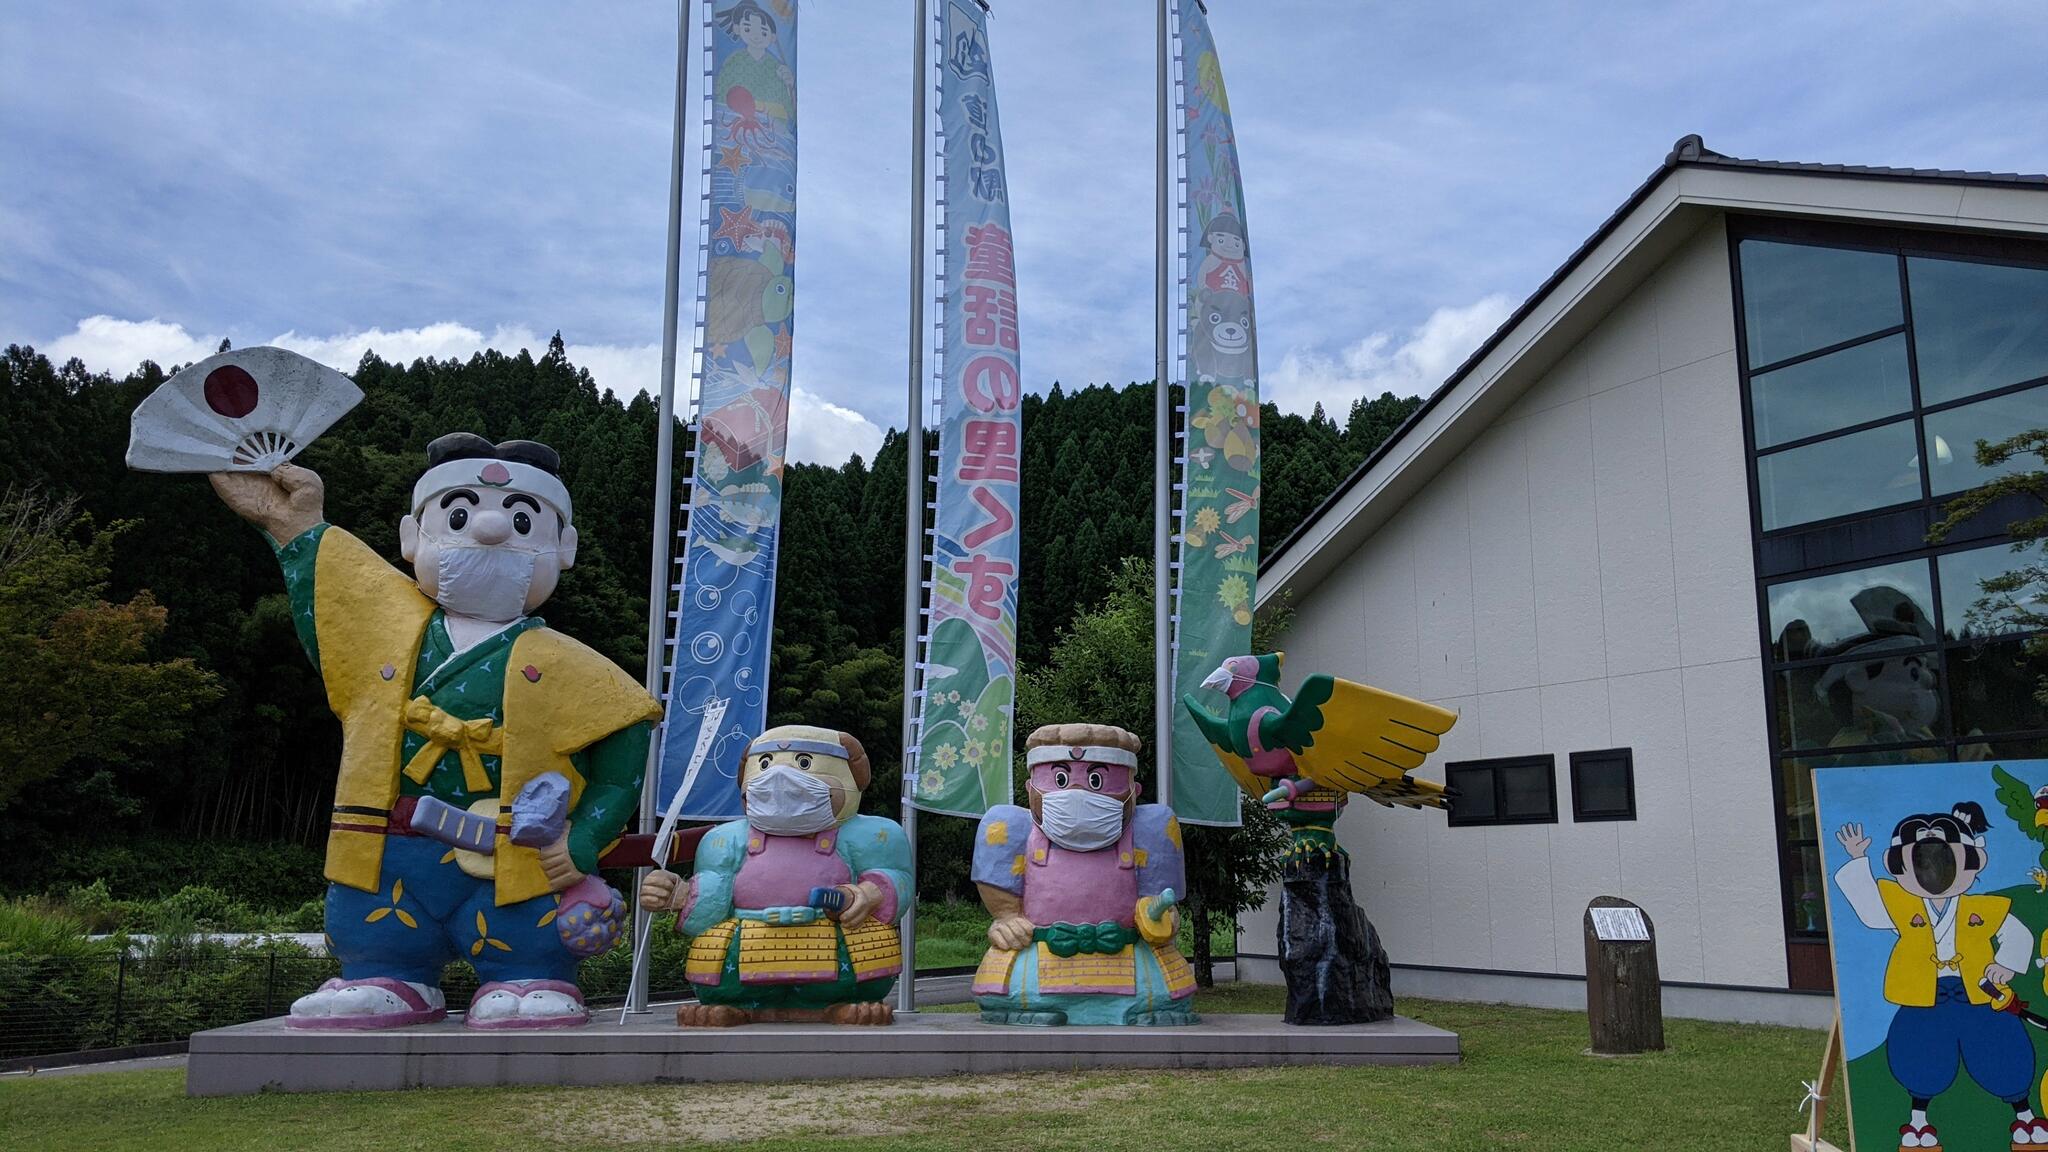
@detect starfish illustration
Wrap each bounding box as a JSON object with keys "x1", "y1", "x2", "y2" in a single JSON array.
[
  {"x1": 772, "y1": 325, "x2": 792, "y2": 361},
  {"x1": 717, "y1": 143, "x2": 747, "y2": 176},
  {"x1": 713, "y1": 205, "x2": 759, "y2": 247}
]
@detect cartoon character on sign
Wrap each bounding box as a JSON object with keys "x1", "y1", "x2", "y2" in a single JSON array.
[
  {"x1": 640, "y1": 725, "x2": 911, "y2": 1026},
  {"x1": 1832, "y1": 805, "x2": 2048, "y2": 1151},
  {"x1": 970, "y1": 724, "x2": 1196, "y2": 1026},
  {"x1": 1194, "y1": 211, "x2": 1251, "y2": 298},
  {"x1": 715, "y1": 0, "x2": 793, "y2": 135}
]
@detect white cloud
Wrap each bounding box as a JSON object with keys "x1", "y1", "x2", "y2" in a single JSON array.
[
  {"x1": 1264, "y1": 295, "x2": 1515, "y2": 419},
  {"x1": 785, "y1": 385, "x2": 885, "y2": 466},
  {"x1": 42, "y1": 314, "x2": 879, "y2": 466},
  {"x1": 45, "y1": 315, "x2": 218, "y2": 374}
]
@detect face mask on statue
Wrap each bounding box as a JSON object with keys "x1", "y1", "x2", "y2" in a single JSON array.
[
  {"x1": 1040, "y1": 788, "x2": 1127, "y2": 852},
  {"x1": 432, "y1": 543, "x2": 540, "y2": 622},
  {"x1": 745, "y1": 765, "x2": 840, "y2": 836}
]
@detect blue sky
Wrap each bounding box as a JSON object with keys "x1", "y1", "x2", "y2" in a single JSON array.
[{"x1": 4, "y1": 1, "x2": 2044, "y2": 463}]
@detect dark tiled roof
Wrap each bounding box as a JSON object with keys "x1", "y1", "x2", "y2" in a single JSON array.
[
  {"x1": 1670, "y1": 134, "x2": 2048, "y2": 186},
  {"x1": 1259, "y1": 135, "x2": 2048, "y2": 580}
]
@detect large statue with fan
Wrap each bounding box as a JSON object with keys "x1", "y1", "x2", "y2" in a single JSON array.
[
  {"x1": 127, "y1": 347, "x2": 662, "y2": 1030},
  {"x1": 1183, "y1": 653, "x2": 1457, "y2": 1025}
]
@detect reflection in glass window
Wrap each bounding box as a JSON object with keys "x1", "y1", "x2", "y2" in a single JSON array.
[
  {"x1": 1775, "y1": 643, "x2": 1946, "y2": 752},
  {"x1": 1750, "y1": 333, "x2": 1912, "y2": 449},
  {"x1": 1779, "y1": 757, "x2": 1821, "y2": 841},
  {"x1": 1767, "y1": 559, "x2": 1933, "y2": 660},
  {"x1": 1940, "y1": 543, "x2": 2047, "y2": 640},
  {"x1": 1909, "y1": 255, "x2": 2048, "y2": 405},
  {"x1": 1756, "y1": 419, "x2": 1920, "y2": 530},
  {"x1": 1741, "y1": 240, "x2": 1902, "y2": 369},
  {"x1": 1951, "y1": 640, "x2": 2048, "y2": 739},
  {"x1": 1786, "y1": 843, "x2": 1826, "y2": 935},
  {"x1": 1925, "y1": 383, "x2": 2048, "y2": 496}
]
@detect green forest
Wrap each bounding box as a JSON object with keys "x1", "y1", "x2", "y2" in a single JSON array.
[{"x1": 0, "y1": 336, "x2": 1418, "y2": 910}]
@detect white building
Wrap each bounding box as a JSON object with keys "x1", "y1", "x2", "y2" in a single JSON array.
[{"x1": 1238, "y1": 137, "x2": 2048, "y2": 1026}]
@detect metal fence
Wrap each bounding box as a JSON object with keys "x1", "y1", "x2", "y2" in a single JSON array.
[{"x1": 0, "y1": 947, "x2": 704, "y2": 1064}]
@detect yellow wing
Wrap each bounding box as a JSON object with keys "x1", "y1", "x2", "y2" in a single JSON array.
[{"x1": 1293, "y1": 676, "x2": 1458, "y2": 809}]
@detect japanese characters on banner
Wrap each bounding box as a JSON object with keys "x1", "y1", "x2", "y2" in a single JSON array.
[
  {"x1": 911, "y1": 0, "x2": 1021, "y2": 818},
  {"x1": 1171, "y1": 0, "x2": 1256, "y2": 826},
  {"x1": 658, "y1": 0, "x2": 801, "y2": 820}
]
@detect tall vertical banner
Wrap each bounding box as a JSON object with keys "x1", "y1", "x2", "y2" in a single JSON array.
[
  {"x1": 1171, "y1": 0, "x2": 1256, "y2": 826},
  {"x1": 658, "y1": 0, "x2": 800, "y2": 819},
  {"x1": 911, "y1": 0, "x2": 1021, "y2": 818}
]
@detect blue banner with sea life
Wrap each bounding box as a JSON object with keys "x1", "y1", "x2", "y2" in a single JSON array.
[
  {"x1": 911, "y1": 0, "x2": 1021, "y2": 818},
  {"x1": 1170, "y1": 0, "x2": 1255, "y2": 826},
  {"x1": 659, "y1": 0, "x2": 800, "y2": 819}
]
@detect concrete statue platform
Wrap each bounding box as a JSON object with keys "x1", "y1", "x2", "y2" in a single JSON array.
[{"x1": 186, "y1": 1008, "x2": 1460, "y2": 1095}]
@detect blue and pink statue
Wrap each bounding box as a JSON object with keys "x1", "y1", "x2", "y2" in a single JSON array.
[{"x1": 971, "y1": 723, "x2": 1198, "y2": 1026}]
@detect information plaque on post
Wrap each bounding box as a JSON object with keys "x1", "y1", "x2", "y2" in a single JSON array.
[{"x1": 1583, "y1": 895, "x2": 1664, "y2": 1055}]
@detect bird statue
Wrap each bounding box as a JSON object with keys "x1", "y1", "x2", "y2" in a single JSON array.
[
  {"x1": 1181, "y1": 652, "x2": 1459, "y2": 1026},
  {"x1": 1990, "y1": 764, "x2": 2048, "y2": 892},
  {"x1": 1182, "y1": 653, "x2": 1457, "y2": 817}
]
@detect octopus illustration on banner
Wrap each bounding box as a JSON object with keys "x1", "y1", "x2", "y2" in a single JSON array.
[
  {"x1": 911, "y1": 0, "x2": 1022, "y2": 819},
  {"x1": 659, "y1": 0, "x2": 800, "y2": 820},
  {"x1": 1170, "y1": 0, "x2": 1258, "y2": 827}
]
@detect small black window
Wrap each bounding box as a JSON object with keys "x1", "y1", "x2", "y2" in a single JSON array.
[
  {"x1": 1570, "y1": 749, "x2": 1636, "y2": 822},
  {"x1": 1445, "y1": 756, "x2": 1557, "y2": 827}
]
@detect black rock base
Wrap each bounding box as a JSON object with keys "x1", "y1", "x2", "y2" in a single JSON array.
[{"x1": 1278, "y1": 847, "x2": 1395, "y2": 1026}]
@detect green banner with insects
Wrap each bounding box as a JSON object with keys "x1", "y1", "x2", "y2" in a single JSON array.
[{"x1": 1170, "y1": 0, "x2": 1257, "y2": 827}]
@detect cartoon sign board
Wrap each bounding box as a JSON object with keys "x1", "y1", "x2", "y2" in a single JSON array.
[{"x1": 1816, "y1": 760, "x2": 2048, "y2": 1151}]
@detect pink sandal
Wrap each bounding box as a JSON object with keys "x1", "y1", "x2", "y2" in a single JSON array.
[
  {"x1": 464, "y1": 979, "x2": 589, "y2": 1030},
  {"x1": 286, "y1": 976, "x2": 447, "y2": 1029}
]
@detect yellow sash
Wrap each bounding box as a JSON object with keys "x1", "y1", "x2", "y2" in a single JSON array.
[{"x1": 313, "y1": 528, "x2": 662, "y2": 905}]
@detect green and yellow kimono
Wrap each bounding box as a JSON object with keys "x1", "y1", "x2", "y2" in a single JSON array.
[{"x1": 280, "y1": 524, "x2": 660, "y2": 987}]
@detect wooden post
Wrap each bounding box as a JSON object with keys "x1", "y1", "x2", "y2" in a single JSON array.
[
  {"x1": 1583, "y1": 895, "x2": 1663, "y2": 1054},
  {"x1": 1789, "y1": 1015, "x2": 1846, "y2": 1152}
]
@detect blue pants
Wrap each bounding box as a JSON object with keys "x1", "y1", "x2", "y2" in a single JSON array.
[
  {"x1": 324, "y1": 836, "x2": 580, "y2": 988},
  {"x1": 1887, "y1": 978, "x2": 2035, "y2": 1104}
]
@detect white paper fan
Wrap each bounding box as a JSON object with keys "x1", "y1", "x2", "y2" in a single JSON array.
[{"x1": 125, "y1": 346, "x2": 364, "y2": 473}]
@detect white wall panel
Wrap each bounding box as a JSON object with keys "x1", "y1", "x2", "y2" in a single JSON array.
[
  {"x1": 1610, "y1": 668, "x2": 1706, "y2": 981},
  {"x1": 1663, "y1": 350, "x2": 1758, "y2": 667},
  {"x1": 1525, "y1": 400, "x2": 1608, "y2": 686},
  {"x1": 1411, "y1": 461, "x2": 1478, "y2": 702},
  {"x1": 1591, "y1": 375, "x2": 1681, "y2": 678},
  {"x1": 1467, "y1": 423, "x2": 1540, "y2": 694},
  {"x1": 1683, "y1": 658, "x2": 1787, "y2": 986}
]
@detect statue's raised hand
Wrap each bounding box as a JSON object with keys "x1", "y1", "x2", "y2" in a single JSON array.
[{"x1": 210, "y1": 463, "x2": 325, "y2": 545}]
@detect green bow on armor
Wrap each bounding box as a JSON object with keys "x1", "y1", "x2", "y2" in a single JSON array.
[{"x1": 1033, "y1": 921, "x2": 1137, "y2": 957}]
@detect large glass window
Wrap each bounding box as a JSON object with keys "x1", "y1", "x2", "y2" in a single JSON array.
[
  {"x1": 1755, "y1": 419, "x2": 1920, "y2": 530},
  {"x1": 1940, "y1": 542, "x2": 2046, "y2": 639},
  {"x1": 1925, "y1": 383, "x2": 2048, "y2": 496},
  {"x1": 1732, "y1": 218, "x2": 2048, "y2": 969},
  {"x1": 1908, "y1": 255, "x2": 2048, "y2": 404},
  {"x1": 1767, "y1": 559, "x2": 1934, "y2": 658},
  {"x1": 1749, "y1": 333, "x2": 1913, "y2": 449},
  {"x1": 1740, "y1": 240, "x2": 1903, "y2": 368}
]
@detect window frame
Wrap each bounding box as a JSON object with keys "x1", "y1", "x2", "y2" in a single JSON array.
[
  {"x1": 1445, "y1": 755, "x2": 1558, "y2": 828},
  {"x1": 1568, "y1": 748, "x2": 1636, "y2": 822},
  {"x1": 1727, "y1": 214, "x2": 2048, "y2": 985}
]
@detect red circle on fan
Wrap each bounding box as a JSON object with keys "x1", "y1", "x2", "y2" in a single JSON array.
[{"x1": 203, "y1": 365, "x2": 260, "y2": 418}]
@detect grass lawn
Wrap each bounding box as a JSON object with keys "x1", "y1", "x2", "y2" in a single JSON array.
[{"x1": 0, "y1": 985, "x2": 1846, "y2": 1151}]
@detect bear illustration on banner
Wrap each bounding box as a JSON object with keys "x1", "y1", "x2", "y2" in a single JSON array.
[
  {"x1": 1816, "y1": 760, "x2": 2048, "y2": 1152},
  {"x1": 640, "y1": 725, "x2": 912, "y2": 1026},
  {"x1": 179, "y1": 422, "x2": 661, "y2": 1030},
  {"x1": 970, "y1": 723, "x2": 1197, "y2": 1026},
  {"x1": 1183, "y1": 654, "x2": 1457, "y2": 1025}
]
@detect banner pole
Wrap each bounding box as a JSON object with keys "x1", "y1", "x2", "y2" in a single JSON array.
[
  {"x1": 630, "y1": 0, "x2": 692, "y2": 1017},
  {"x1": 1153, "y1": 0, "x2": 1174, "y2": 807},
  {"x1": 897, "y1": 0, "x2": 930, "y2": 1016}
]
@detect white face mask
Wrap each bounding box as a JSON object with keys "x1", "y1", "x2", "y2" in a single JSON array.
[
  {"x1": 745, "y1": 764, "x2": 839, "y2": 836},
  {"x1": 433, "y1": 543, "x2": 539, "y2": 622},
  {"x1": 1040, "y1": 788, "x2": 1126, "y2": 852}
]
